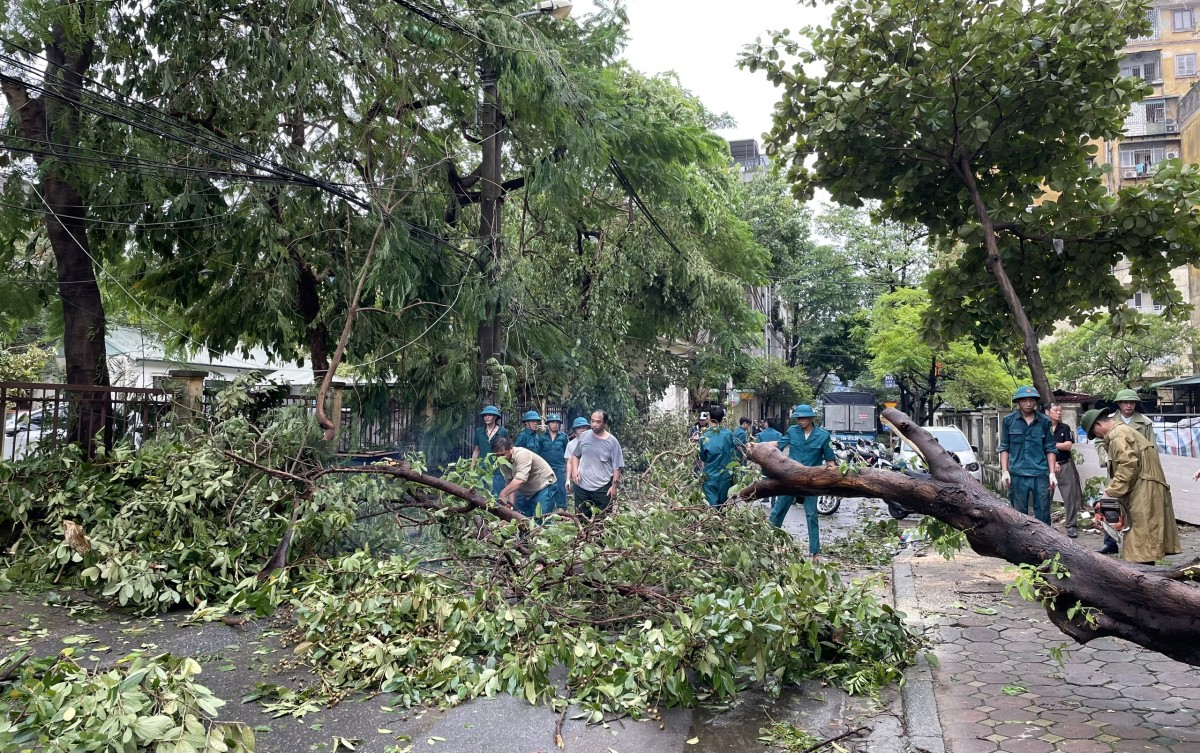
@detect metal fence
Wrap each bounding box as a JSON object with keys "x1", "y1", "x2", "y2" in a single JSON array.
[
  {"x1": 2, "y1": 381, "x2": 579, "y2": 464},
  {"x1": 1, "y1": 381, "x2": 175, "y2": 461},
  {"x1": 1148, "y1": 414, "x2": 1200, "y2": 458}
]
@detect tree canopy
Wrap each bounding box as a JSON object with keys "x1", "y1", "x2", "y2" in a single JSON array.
[
  {"x1": 867, "y1": 288, "x2": 1024, "y2": 425},
  {"x1": 1, "y1": 0, "x2": 768, "y2": 438},
  {"x1": 1044, "y1": 313, "x2": 1197, "y2": 396},
  {"x1": 744, "y1": 0, "x2": 1200, "y2": 402}
]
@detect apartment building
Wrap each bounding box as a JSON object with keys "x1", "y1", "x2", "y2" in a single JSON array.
[{"x1": 1099, "y1": 1, "x2": 1200, "y2": 365}]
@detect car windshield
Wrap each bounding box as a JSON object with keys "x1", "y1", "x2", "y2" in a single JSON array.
[{"x1": 931, "y1": 429, "x2": 971, "y2": 453}]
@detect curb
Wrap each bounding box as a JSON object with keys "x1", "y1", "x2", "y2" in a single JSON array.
[{"x1": 892, "y1": 554, "x2": 946, "y2": 753}]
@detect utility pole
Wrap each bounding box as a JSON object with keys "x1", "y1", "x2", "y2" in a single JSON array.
[{"x1": 477, "y1": 60, "x2": 504, "y2": 403}]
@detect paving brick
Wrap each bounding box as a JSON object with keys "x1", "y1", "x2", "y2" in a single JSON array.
[
  {"x1": 1099, "y1": 724, "x2": 1158, "y2": 740},
  {"x1": 1064, "y1": 671, "x2": 1116, "y2": 687},
  {"x1": 1055, "y1": 740, "x2": 1113, "y2": 753},
  {"x1": 1155, "y1": 673, "x2": 1200, "y2": 689},
  {"x1": 1121, "y1": 687, "x2": 1173, "y2": 701},
  {"x1": 1090, "y1": 710, "x2": 1153, "y2": 727},
  {"x1": 986, "y1": 707, "x2": 1037, "y2": 723},
  {"x1": 948, "y1": 738, "x2": 999, "y2": 753},
  {"x1": 961, "y1": 627, "x2": 1001, "y2": 641},
  {"x1": 1159, "y1": 726, "x2": 1200, "y2": 742},
  {"x1": 1073, "y1": 685, "x2": 1122, "y2": 700},
  {"x1": 1000, "y1": 737, "x2": 1055, "y2": 753},
  {"x1": 1145, "y1": 711, "x2": 1197, "y2": 727},
  {"x1": 1046, "y1": 722, "x2": 1105, "y2": 739},
  {"x1": 1129, "y1": 698, "x2": 1183, "y2": 713}
]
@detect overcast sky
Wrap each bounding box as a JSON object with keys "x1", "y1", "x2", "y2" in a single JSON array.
[{"x1": 574, "y1": 1, "x2": 833, "y2": 143}]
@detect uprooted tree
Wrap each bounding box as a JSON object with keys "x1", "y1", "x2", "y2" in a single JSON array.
[{"x1": 741, "y1": 408, "x2": 1200, "y2": 666}]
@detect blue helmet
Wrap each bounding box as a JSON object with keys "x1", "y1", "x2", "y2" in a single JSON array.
[
  {"x1": 791, "y1": 404, "x2": 817, "y2": 419},
  {"x1": 480, "y1": 405, "x2": 501, "y2": 418},
  {"x1": 1012, "y1": 386, "x2": 1039, "y2": 401},
  {"x1": 571, "y1": 417, "x2": 590, "y2": 429},
  {"x1": 521, "y1": 410, "x2": 542, "y2": 422},
  {"x1": 545, "y1": 413, "x2": 562, "y2": 424}
]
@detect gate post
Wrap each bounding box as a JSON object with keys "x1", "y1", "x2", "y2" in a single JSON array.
[{"x1": 168, "y1": 370, "x2": 207, "y2": 423}]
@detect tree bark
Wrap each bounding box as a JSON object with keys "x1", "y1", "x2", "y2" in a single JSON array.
[
  {"x1": 1, "y1": 16, "x2": 111, "y2": 455},
  {"x1": 957, "y1": 156, "x2": 1054, "y2": 403},
  {"x1": 475, "y1": 60, "x2": 504, "y2": 400},
  {"x1": 740, "y1": 407, "x2": 1200, "y2": 666}
]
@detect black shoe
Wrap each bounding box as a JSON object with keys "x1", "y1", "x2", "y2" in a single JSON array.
[
  {"x1": 1067, "y1": 530, "x2": 1077, "y2": 538},
  {"x1": 1097, "y1": 543, "x2": 1118, "y2": 554}
]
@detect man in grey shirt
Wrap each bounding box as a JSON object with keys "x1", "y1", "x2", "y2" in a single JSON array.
[{"x1": 568, "y1": 410, "x2": 624, "y2": 520}]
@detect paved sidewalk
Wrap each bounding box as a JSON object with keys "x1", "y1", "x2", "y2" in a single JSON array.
[{"x1": 905, "y1": 528, "x2": 1200, "y2": 753}]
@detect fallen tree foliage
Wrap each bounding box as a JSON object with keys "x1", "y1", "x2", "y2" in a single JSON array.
[{"x1": 740, "y1": 408, "x2": 1200, "y2": 665}]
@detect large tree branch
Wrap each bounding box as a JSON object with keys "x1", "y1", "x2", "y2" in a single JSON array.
[{"x1": 739, "y1": 407, "x2": 1200, "y2": 666}]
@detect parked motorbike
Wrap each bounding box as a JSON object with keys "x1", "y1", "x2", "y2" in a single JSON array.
[{"x1": 816, "y1": 438, "x2": 898, "y2": 515}]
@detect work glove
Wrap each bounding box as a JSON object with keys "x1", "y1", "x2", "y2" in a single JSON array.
[
  {"x1": 1001, "y1": 470, "x2": 1011, "y2": 488},
  {"x1": 1048, "y1": 472, "x2": 1058, "y2": 491}
]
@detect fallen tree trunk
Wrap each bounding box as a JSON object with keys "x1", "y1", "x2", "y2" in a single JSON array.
[{"x1": 739, "y1": 408, "x2": 1200, "y2": 666}]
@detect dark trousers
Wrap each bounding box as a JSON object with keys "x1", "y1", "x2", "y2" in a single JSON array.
[
  {"x1": 1057, "y1": 460, "x2": 1083, "y2": 532},
  {"x1": 1010, "y1": 474, "x2": 1051, "y2": 524},
  {"x1": 574, "y1": 481, "x2": 612, "y2": 520}
]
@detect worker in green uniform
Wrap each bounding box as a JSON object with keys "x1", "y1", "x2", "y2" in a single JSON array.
[
  {"x1": 733, "y1": 417, "x2": 752, "y2": 462},
  {"x1": 470, "y1": 405, "x2": 509, "y2": 497},
  {"x1": 539, "y1": 413, "x2": 570, "y2": 512},
  {"x1": 754, "y1": 417, "x2": 783, "y2": 509},
  {"x1": 771, "y1": 404, "x2": 836, "y2": 555},
  {"x1": 698, "y1": 406, "x2": 735, "y2": 506}
]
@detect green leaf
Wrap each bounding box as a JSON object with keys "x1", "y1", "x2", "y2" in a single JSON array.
[{"x1": 132, "y1": 714, "x2": 177, "y2": 740}]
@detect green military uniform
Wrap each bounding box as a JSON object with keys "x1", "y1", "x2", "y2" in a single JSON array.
[
  {"x1": 1104, "y1": 422, "x2": 1181, "y2": 563},
  {"x1": 1096, "y1": 411, "x2": 1154, "y2": 466}
]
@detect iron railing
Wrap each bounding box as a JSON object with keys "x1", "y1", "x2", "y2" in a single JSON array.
[{"x1": 0, "y1": 381, "x2": 174, "y2": 461}]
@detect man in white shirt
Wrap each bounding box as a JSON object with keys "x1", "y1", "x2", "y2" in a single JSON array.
[{"x1": 568, "y1": 410, "x2": 625, "y2": 520}]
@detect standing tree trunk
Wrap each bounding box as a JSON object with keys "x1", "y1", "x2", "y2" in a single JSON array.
[
  {"x1": 476, "y1": 60, "x2": 504, "y2": 400},
  {"x1": 957, "y1": 157, "x2": 1055, "y2": 403},
  {"x1": 1, "y1": 14, "x2": 111, "y2": 455}
]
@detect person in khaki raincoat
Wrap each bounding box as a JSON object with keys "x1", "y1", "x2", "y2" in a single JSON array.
[{"x1": 1082, "y1": 409, "x2": 1181, "y2": 564}]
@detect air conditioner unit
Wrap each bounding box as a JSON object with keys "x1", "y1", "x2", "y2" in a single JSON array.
[
  {"x1": 1122, "y1": 169, "x2": 1140, "y2": 179},
  {"x1": 1166, "y1": 150, "x2": 1181, "y2": 159},
  {"x1": 1166, "y1": 122, "x2": 1179, "y2": 133}
]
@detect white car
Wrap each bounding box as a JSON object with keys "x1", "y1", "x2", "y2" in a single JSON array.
[
  {"x1": 3, "y1": 406, "x2": 68, "y2": 461},
  {"x1": 897, "y1": 425, "x2": 983, "y2": 482}
]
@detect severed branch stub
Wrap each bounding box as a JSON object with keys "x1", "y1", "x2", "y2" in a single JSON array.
[{"x1": 738, "y1": 407, "x2": 1200, "y2": 667}]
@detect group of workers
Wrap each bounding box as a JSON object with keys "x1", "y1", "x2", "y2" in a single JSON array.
[
  {"x1": 692, "y1": 404, "x2": 835, "y2": 556},
  {"x1": 999, "y1": 386, "x2": 1180, "y2": 564},
  {"x1": 470, "y1": 406, "x2": 625, "y2": 520}
]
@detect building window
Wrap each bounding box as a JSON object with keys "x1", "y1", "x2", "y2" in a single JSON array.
[
  {"x1": 1139, "y1": 8, "x2": 1160, "y2": 39},
  {"x1": 1120, "y1": 144, "x2": 1170, "y2": 175},
  {"x1": 1178, "y1": 53, "x2": 1198, "y2": 77},
  {"x1": 1121, "y1": 61, "x2": 1158, "y2": 81},
  {"x1": 1175, "y1": 8, "x2": 1194, "y2": 31},
  {"x1": 1146, "y1": 101, "x2": 1166, "y2": 122}
]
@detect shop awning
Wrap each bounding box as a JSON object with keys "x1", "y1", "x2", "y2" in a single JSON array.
[{"x1": 1149, "y1": 374, "x2": 1200, "y2": 388}]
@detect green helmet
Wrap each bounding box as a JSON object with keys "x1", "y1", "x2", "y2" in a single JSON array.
[
  {"x1": 1012, "y1": 386, "x2": 1039, "y2": 401},
  {"x1": 1113, "y1": 388, "x2": 1140, "y2": 403},
  {"x1": 1080, "y1": 407, "x2": 1115, "y2": 440}
]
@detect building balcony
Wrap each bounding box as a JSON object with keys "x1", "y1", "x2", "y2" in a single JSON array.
[{"x1": 1124, "y1": 120, "x2": 1180, "y2": 137}]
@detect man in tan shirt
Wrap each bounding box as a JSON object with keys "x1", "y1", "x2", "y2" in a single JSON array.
[{"x1": 492, "y1": 436, "x2": 558, "y2": 519}]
